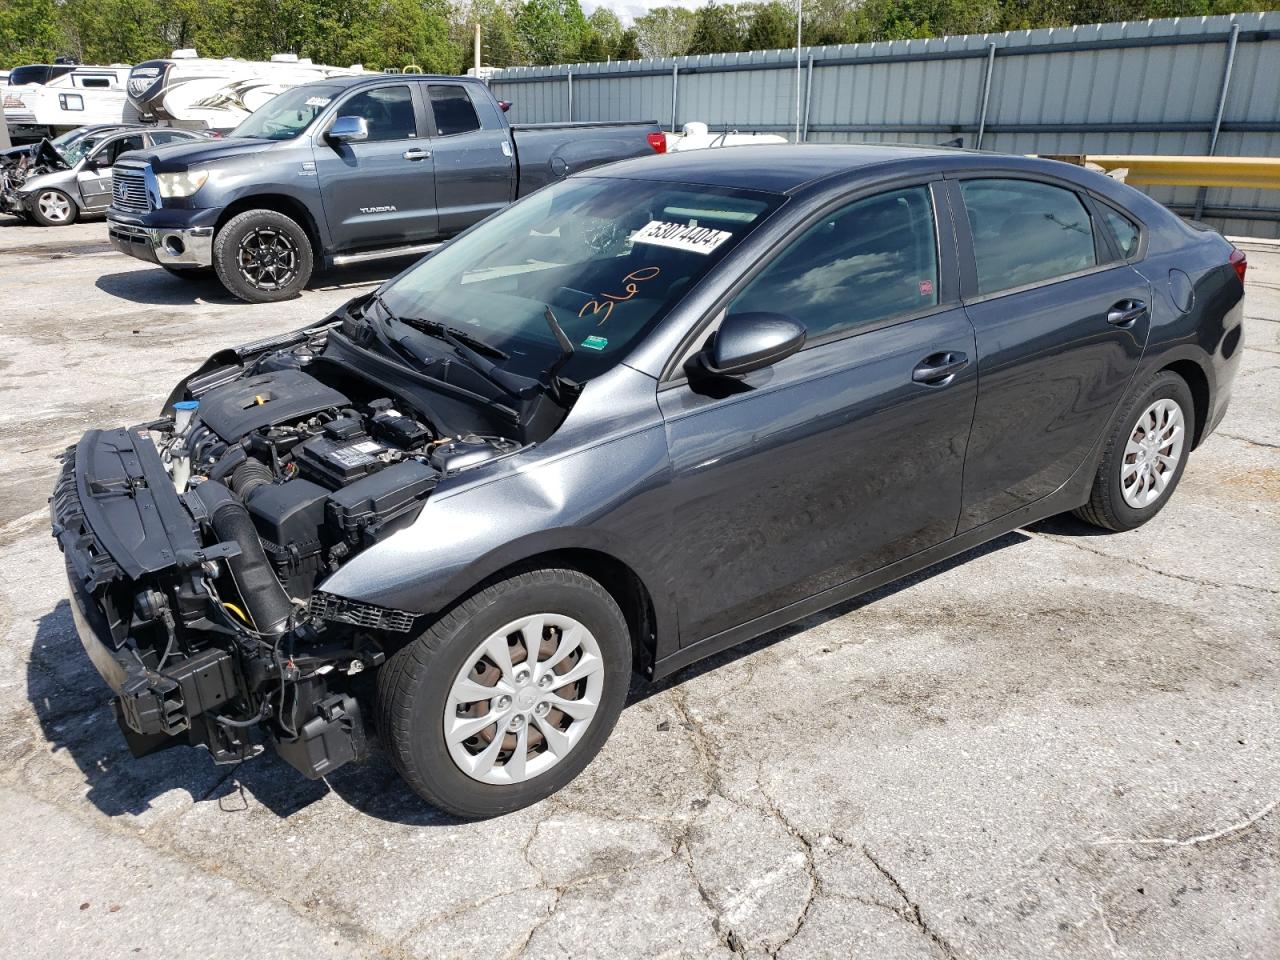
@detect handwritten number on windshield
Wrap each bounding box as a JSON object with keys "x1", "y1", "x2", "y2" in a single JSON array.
[{"x1": 578, "y1": 267, "x2": 661, "y2": 326}]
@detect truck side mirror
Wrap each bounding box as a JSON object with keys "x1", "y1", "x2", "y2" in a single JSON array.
[{"x1": 328, "y1": 116, "x2": 368, "y2": 144}]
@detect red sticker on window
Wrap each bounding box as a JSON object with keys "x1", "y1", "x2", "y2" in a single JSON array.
[{"x1": 919, "y1": 279, "x2": 934, "y2": 297}]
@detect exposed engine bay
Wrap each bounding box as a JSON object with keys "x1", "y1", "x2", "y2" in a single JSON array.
[
  {"x1": 51, "y1": 295, "x2": 546, "y2": 778},
  {"x1": 0, "y1": 139, "x2": 66, "y2": 199}
]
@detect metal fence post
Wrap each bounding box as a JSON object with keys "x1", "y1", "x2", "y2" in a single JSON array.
[
  {"x1": 803, "y1": 55, "x2": 814, "y2": 142},
  {"x1": 670, "y1": 64, "x2": 679, "y2": 132},
  {"x1": 1194, "y1": 22, "x2": 1240, "y2": 219},
  {"x1": 975, "y1": 42, "x2": 997, "y2": 150},
  {"x1": 567, "y1": 70, "x2": 573, "y2": 122}
]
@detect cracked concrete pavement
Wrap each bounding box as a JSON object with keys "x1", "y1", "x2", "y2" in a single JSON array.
[{"x1": 0, "y1": 217, "x2": 1276, "y2": 960}]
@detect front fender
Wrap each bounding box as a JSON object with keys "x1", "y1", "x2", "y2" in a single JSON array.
[{"x1": 318, "y1": 423, "x2": 678, "y2": 639}]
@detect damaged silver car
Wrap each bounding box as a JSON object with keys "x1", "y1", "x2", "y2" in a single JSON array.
[{"x1": 2, "y1": 125, "x2": 204, "y2": 225}]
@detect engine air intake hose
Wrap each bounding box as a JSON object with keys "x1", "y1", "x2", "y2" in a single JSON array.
[
  {"x1": 230, "y1": 457, "x2": 274, "y2": 498},
  {"x1": 194, "y1": 480, "x2": 293, "y2": 635}
]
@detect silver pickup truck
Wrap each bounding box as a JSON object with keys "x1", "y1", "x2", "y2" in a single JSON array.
[{"x1": 105, "y1": 74, "x2": 666, "y2": 302}]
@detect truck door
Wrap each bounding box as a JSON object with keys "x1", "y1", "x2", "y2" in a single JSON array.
[
  {"x1": 312, "y1": 82, "x2": 438, "y2": 251},
  {"x1": 424, "y1": 82, "x2": 515, "y2": 236}
]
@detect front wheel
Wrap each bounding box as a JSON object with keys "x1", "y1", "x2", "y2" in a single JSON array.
[
  {"x1": 376, "y1": 568, "x2": 632, "y2": 818},
  {"x1": 1073, "y1": 370, "x2": 1196, "y2": 532},
  {"x1": 29, "y1": 189, "x2": 78, "y2": 226},
  {"x1": 212, "y1": 208, "x2": 313, "y2": 303}
]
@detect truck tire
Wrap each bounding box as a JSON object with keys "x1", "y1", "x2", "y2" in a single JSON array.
[
  {"x1": 29, "y1": 188, "x2": 79, "y2": 227},
  {"x1": 376, "y1": 568, "x2": 632, "y2": 818},
  {"x1": 1073, "y1": 370, "x2": 1196, "y2": 532},
  {"x1": 213, "y1": 208, "x2": 313, "y2": 303}
]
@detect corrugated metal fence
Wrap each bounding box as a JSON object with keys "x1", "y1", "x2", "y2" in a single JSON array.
[{"x1": 489, "y1": 12, "x2": 1280, "y2": 238}]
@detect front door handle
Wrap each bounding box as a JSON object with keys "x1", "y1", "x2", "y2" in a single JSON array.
[
  {"x1": 403, "y1": 148, "x2": 431, "y2": 161},
  {"x1": 1107, "y1": 299, "x2": 1147, "y2": 327},
  {"x1": 912, "y1": 351, "x2": 970, "y2": 386}
]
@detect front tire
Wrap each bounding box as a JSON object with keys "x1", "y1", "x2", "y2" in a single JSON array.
[
  {"x1": 1073, "y1": 371, "x2": 1195, "y2": 532},
  {"x1": 212, "y1": 209, "x2": 313, "y2": 303},
  {"x1": 376, "y1": 568, "x2": 632, "y2": 818},
  {"x1": 29, "y1": 189, "x2": 78, "y2": 226}
]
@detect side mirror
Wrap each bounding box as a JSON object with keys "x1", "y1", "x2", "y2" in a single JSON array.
[
  {"x1": 328, "y1": 116, "x2": 368, "y2": 143},
  {"x1": 700, "y1": 312, "x2": 806, "y2": 377}
]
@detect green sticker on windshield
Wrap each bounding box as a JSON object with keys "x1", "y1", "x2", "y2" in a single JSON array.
[{"x1": 581, "y1": 335, "x2": 608, "y2": 351}]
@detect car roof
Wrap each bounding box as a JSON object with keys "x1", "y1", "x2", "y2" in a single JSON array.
[
  {"x1": 592, "y1": 144, "x2": 964, "y2": 193},
  {"x1": 307, "y1": 73, "x2": 481, "y2": 92},
  {"x1": 592, "y1": 143, "x2": 1112, "y2": 195}
]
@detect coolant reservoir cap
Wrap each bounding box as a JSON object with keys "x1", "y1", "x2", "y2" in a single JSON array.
[{"x1": 174, "y1": 400, "x2": 200, "y2": 410}]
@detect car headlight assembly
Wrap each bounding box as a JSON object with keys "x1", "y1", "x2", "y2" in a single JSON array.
[{"x1": 154, "y1": 170, "x2": 209, "y2": 199}]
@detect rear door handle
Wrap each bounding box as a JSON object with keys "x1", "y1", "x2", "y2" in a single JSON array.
[
  {"x1": 912, "y1": 351, "x2": 970, "y2": 386},
  {"x1": 403, "y1": 148, "x2": 431, "y2": 161},
  {"x1": 1107, "y1": 299, "x2": 1147, "y2": 327}
]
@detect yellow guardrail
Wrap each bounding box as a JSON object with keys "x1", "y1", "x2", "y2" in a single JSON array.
[{"x1": 1042, "y1": 155, "x2": 1280, "y2": 190}]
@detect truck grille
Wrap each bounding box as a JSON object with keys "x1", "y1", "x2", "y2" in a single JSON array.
[{"x1": 111, "y1": 167, "x2": 150, "y2": 213}]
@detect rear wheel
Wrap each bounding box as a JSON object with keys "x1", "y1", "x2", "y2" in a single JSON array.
[
  {"x1": 213, "y1": 208, "x2": 313, "y2": 303},
  {"x1": 1073, "y1": 371, "x2": 1195, "y2": 531},
  {"x1": 29, "y1": 189, "x2": 78, "y2": 227},
  {"x1": 376, "y1": 568, "x2": 631, "y2": 818}
]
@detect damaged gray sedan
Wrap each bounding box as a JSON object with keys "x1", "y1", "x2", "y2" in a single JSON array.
[{"x1": 53, "y1": 146, "x2": 1244, "y2": 817}]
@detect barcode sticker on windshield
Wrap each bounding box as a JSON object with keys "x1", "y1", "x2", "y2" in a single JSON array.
[
  {"x1": 631, "y1": 220, "x2": 732, "y2": 255},
  {"x1": 305, "y1": 96, "x2": 331, "y2": 107}
]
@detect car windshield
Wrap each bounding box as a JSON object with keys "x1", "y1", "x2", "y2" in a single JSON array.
[
  {"x1": 56, "y1": 133, "x2": 106, "y2": 165},
  {"x1": 230, "y1": 84, "x2": 341, "y2": 141},
  {"x1": 376, "y1": 177, "x2": 785, "y2": 383}
]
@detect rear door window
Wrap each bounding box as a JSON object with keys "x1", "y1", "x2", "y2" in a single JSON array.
[
  {"x1": 728, "y1": 185, "x2": 939, "y2": 340},
  {"x1": 429, "y1": 85, "x2": 482, "y2": 137},
  {"x1": 960, "y1": 179, "x2": 1097, "y2": 295},
  {"x1": 337, "y1": 85, "x2": 417, "y2": 142}
]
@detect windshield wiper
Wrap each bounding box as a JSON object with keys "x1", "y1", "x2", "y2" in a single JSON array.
[
  {"x1": 367, "y1": 292, "x2": 529, "y2": 398},
  {"x1": 369, "y1": 291, "x2": 508, "y2": 360}
]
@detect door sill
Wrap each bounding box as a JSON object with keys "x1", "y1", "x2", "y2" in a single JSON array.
[{"x1": 330, "y1": 241, "x2": 442, "y2": 267}]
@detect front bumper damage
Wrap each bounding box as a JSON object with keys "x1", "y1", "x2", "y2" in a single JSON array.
[{"x1": 51, "y1": 427, "x2": 382, "y2": 777}]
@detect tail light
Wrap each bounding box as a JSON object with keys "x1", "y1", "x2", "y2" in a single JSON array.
[
  {"x1": 1229, "y1": 248, "x2": 1247, "y2": 285},
  {"x1": 647, "y1": 132, "x2": 667, "y2": 154}
]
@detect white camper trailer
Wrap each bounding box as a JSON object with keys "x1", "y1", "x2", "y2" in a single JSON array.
[
  {"x1": 3, "y1": 66, "x2": 137, "y2": 141},
  {"x1": 126, "y1": 50, "x2": 363, "y2": 132}
]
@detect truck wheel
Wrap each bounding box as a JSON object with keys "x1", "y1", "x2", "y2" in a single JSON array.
[
  {"x1": 29, "y1": 189, "x2": 79, "y2": 227},
  {"x1": 213, "y1": 209, "x2": 313, "y2": 303},
  {"x1": 1073, "y1": 370, "x2": 1196, "y2": 532},
  {"x1": 376, "y1": 568, "x2": 632, "y2": 818}
]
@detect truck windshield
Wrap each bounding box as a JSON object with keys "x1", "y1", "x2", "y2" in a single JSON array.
[
  {"x1": 230, "y1": 84, "x2": 341, "y2": 141},
  {"x1": 376, "y1": 177, "x2": 786, "y2": 383}
]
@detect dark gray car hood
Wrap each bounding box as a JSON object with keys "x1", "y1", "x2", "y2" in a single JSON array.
[{"x1": 131, "y1": 137, "x2": 278, "y2": 172}]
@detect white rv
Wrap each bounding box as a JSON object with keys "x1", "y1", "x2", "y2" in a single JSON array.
[
  {"x1": 3, "y1": 65, "x2": 137, "y2": 140},
  {"x1": 126, "y1": 50, "x2": 362, "y2": 132}
]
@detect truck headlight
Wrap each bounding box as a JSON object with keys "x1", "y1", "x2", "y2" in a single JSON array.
[{"x1": 155, "y1": 170, "x2": 209, "y2": 198}]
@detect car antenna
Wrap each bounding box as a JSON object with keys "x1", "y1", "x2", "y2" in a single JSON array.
[{"x1": 543, "y1": 306, "x2": 575, "y2": 404}]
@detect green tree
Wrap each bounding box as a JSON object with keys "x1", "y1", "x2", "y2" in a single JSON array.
[
  {"x1": 614, "y1": 27, "x2": 642, "y2": 60},
  {"x1": 515, "y1": 0, "x2": 587, "y2": 65},
  {"x1": 743, "y1": 2, "x2": 794, "y2": 50},
  {"x1": 0, "y1": 0, "x2": 62, "y2": 64},
  {"x1": 688, "y1": 2, "x2": 745, "y2": 54},
  {"x1": 633, "y1": 5, "x2": 696, "y2": 58}
]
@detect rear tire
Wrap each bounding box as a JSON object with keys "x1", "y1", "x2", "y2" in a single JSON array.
[
  {"x1": 1073, "y1": 371, "x2": 1195, "y2": 532},
  {"x1": 28, "y1": 188, "x2": 78, "y2": 227},
  {"x1": 376, "y1": 568, "x2": 631, "y2": 818},
  {"x1": 213, "y1": 208, "x2": 313, "y2": 303}
]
